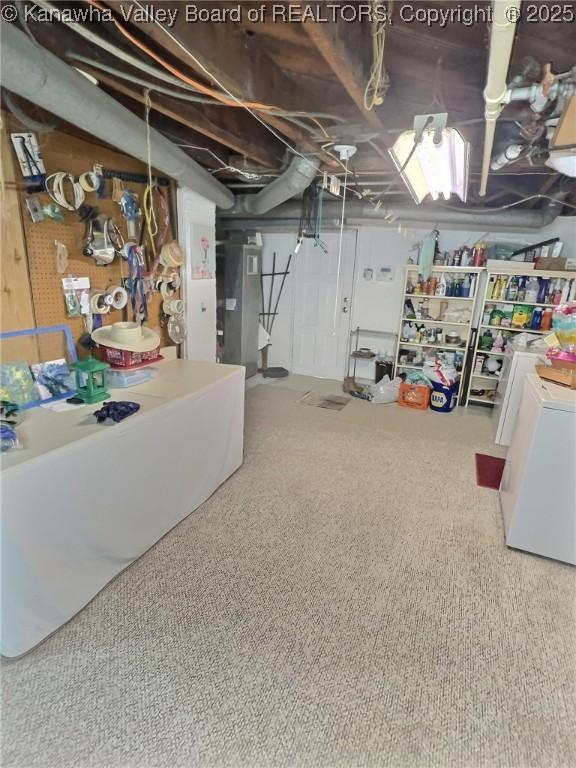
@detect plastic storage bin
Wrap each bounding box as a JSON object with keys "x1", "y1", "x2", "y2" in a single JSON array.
[
  {"x1": 429, "y1": 380, "x2": 459, "y2": 412},
  {"x1": 97, "y1": 344, "x2": 162, "y2": 369},
  {"x1": 108, "y1": 367, "x2": 155, "y2": 388},
  {"x1": 397, "y1": 382, "x2": 430, "y2": 410}
]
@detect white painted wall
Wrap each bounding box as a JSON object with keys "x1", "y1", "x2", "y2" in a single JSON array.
[
  {"x1": 178, "y1": 187, "x2": 217, "y2": 361},
  {"x1": 260, "y1": 216, "x2": 575, "y2": 377}
]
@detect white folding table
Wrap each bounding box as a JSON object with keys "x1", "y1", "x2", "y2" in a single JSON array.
[{"x1": 1, "y1": 360, "x2": 245, "y2": 657}]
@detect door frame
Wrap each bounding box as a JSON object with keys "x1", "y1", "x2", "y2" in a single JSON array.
[{"x1": 177, "y1": 186, "x2": 216, "y2": 360}]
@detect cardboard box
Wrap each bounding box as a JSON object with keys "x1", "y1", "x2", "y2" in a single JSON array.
[{"x1": 534, "y1": 256, "x2": 567, "y2": 271}]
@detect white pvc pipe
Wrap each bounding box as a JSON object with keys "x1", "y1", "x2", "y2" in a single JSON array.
[{"x1": 479, "y1": 0, "x2": 522, "y2": 196}]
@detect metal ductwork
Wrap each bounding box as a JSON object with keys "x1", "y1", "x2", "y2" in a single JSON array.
[
  {"x1": 219, "y1": 193, "x2": 567, "y2": 231},
  {"x1": 0, "y1": 23, "x2": 320, "y2": 214},
  {"x1": 230, "y1": 156, "x2": 320, "y2": 215},
  {"x1": 0, "y1": 23, "x2": 235, "y2": 209}
]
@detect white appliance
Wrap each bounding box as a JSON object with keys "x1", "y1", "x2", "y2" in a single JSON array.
[
  {"x1": 500, "y1": 374, "x2": 576, "y2": 565},
  {"x1": 494, "y1": 350, "x2": 540, "y2": 446}
]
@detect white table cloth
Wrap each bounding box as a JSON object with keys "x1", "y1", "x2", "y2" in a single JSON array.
[{"x1": 1, "y1": 360, "x2": 245, "y2": 657}]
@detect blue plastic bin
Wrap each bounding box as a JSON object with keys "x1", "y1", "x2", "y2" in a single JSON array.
[{"x1": 429, "y1": 380, "x2": 459, "y2": 413}]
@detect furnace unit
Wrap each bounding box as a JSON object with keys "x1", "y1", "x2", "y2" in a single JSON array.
[{"x1": 217, "y1": 236, "x2": 261, "y2": 378}]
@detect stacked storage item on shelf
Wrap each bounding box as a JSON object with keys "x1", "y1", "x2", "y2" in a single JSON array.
[
  {"x1": 394, "y1": 266, "x2": 482, "y2": 413},
  {"x1": 394, "y1": 266, "x2": 482, "y2": 407},
  {"x1": 466, "y1": 269, "x2": 576, "y2": 406}
]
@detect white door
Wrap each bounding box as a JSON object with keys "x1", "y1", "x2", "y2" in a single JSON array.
[
  {"x1": 292, "y1": 231, "x2": 356, "y2": 379},
  {"x1": 177, "y1": 187, "x2": 216, "y2": 361}
]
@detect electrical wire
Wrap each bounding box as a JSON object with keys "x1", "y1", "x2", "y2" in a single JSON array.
[
  {"x1": 159, "y1": 135, "x2": 277, "y2": 180},
  {"x1": 332, "y1": 155, "x2": 351, "y2": 332},
  {"x1": 127, "y1": 0, "x2": 321, "y2": 176},
  {"x1": 32, "y1": 0, "x2": 343, "y2": 133},
  {"x1": 364, "y1": 0, "x2": 391, "y2": 111},
  {"x1": 310, "y1": 117, "x2": 330, "y2": 139},
  {"x1": 66, "y1": 53, "x2": 324, "y2": 136},
  {"x1": 63, "y1": 49, "x2": 346, "y2": 125},
  {"x1": 211, "y1": 167, "x2": 268, "y2": 179},
  {"x1": 39, "y1": 0, "x2": 357, "y2": 169},
  {"x1": 144, "y1": 90, "x2": 158, "y2": 259},
  {"x1": 84, "y1": 0, "x2": 279, "y2": 112}
]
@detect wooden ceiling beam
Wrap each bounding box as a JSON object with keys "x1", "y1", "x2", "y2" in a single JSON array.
[
  {"x1": 106, "y1": 94, "x2": 232, "y2": 170},
  {"x1": 107, "y1": 0, "x2": 342, "y2": 114},
  {"x1": 258, "y1": 114, "x2": 342, "y2": 171},
  {"x1": 527, "y1": 174, "x2": 560, "y2": 208},
  {"x1": 21, "y1": 17, "x2": 283, "y2": 167},
  {"x1": 303, "y1": 19, "x2": 389, "y2": 139},
  {"x1": 83, "y1": 67, "x2": 281, "y2": 167}
]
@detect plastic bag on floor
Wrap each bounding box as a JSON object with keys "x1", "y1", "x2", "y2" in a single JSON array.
[{"x1": 369, "y1": 375, "x2": 402, "y2": 404}]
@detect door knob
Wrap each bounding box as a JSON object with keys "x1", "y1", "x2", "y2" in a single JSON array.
[{"x1": 342, "y1": 306, "x2": 349, "y2": 313}]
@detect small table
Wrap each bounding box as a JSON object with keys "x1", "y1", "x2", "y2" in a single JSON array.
[{"x1": 1, "y1": 360, "x2": 245, "y2": 657}]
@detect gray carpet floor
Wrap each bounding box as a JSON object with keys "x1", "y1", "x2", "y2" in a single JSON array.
[{"x1": 2, "y1": 383, "x2": 575, "y2": 768}]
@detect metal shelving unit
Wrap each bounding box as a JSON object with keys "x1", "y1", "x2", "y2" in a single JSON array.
[{"x1": 347, "y1": 327, "x2": 396, "y2": 384}]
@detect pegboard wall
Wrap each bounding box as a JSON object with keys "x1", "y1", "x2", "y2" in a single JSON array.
[{"x1": 7, "y1": 116, "x2": 179, "y2": 360}]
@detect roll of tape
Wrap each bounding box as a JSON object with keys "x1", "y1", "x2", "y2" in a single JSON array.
[
  {"x1": 160, "y1": 241, "x2": 184, "y2": 268},
  {"x1": 160, "y1": 280, "x2": 176, "y2": 299},
  {"x1": 163, "y1": 299, "x2": 184, "y2": 316},
  {"x1": 79, "y1": 171, "x2": 100, "y2": 192},
  {"x1": 167, "y1": 314, "x2": 187, "y2": 344},
  {"x1": 90, "y1": 292, "x2": 110, "y2": 315},
  {"x1": 169, "y1": 272, "x2": 181, "y2": 291},
  {"x1": 159, "y1": 272, "x2": 181, "y2": 298},
  {"x1": 105, "y1": 286, "x2": 128, "y2": 310}
]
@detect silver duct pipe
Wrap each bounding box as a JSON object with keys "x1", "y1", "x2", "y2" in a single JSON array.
[
  {"x1": 1, "y1": 23, "x2": 320, "y2": 212},
  {"x1": 0, "y1": 23, "x2": 235, "y2": 209},
  {"x1": 230, "y1": 156, "x2": 320, "y2": 215},
  {"x1": 219, "y1": 194, "x2": 567, "y2": 231},
  {"x1": 1, "y1": 23, "x2": 566, "y2": 229}
]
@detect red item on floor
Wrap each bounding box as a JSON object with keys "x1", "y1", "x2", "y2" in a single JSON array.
[{"x1": 475, "y1": 453, "x2": 506, "y2": 490}]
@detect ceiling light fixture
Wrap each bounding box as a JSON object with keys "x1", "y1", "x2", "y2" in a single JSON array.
[{"x1": 389, "y1": 113, "x2": 470, "y2": 204}]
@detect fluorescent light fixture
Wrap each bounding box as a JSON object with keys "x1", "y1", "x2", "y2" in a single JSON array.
[{"x1": 389, "y1": 126, "x2": 470, "y2": 204}]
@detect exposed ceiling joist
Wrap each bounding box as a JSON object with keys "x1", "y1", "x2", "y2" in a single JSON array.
[
  {"x1": 527, "y1": 175, "x2": 560, "y2": 208},
  {"x1": 86, "y1": 67, "x2": 281, "y2": 167},
  {"x1": 108, "y1": 0, "x2": 342, "y2": 113},
  {"x1": 303, "y1": 19, "x2": 389, "y2": 138},
  {"x1": 259, "y1": 114, "x2": 341, "y2": 171}
]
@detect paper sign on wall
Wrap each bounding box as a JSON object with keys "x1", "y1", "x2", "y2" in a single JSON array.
[{"x1": 376, "y1": 266, "x2": 394, "y2": 281}]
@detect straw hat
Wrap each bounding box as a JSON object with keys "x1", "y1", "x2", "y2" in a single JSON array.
[{"x1": 92, "y1": 322, "x2": 160, "y2": 352}]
